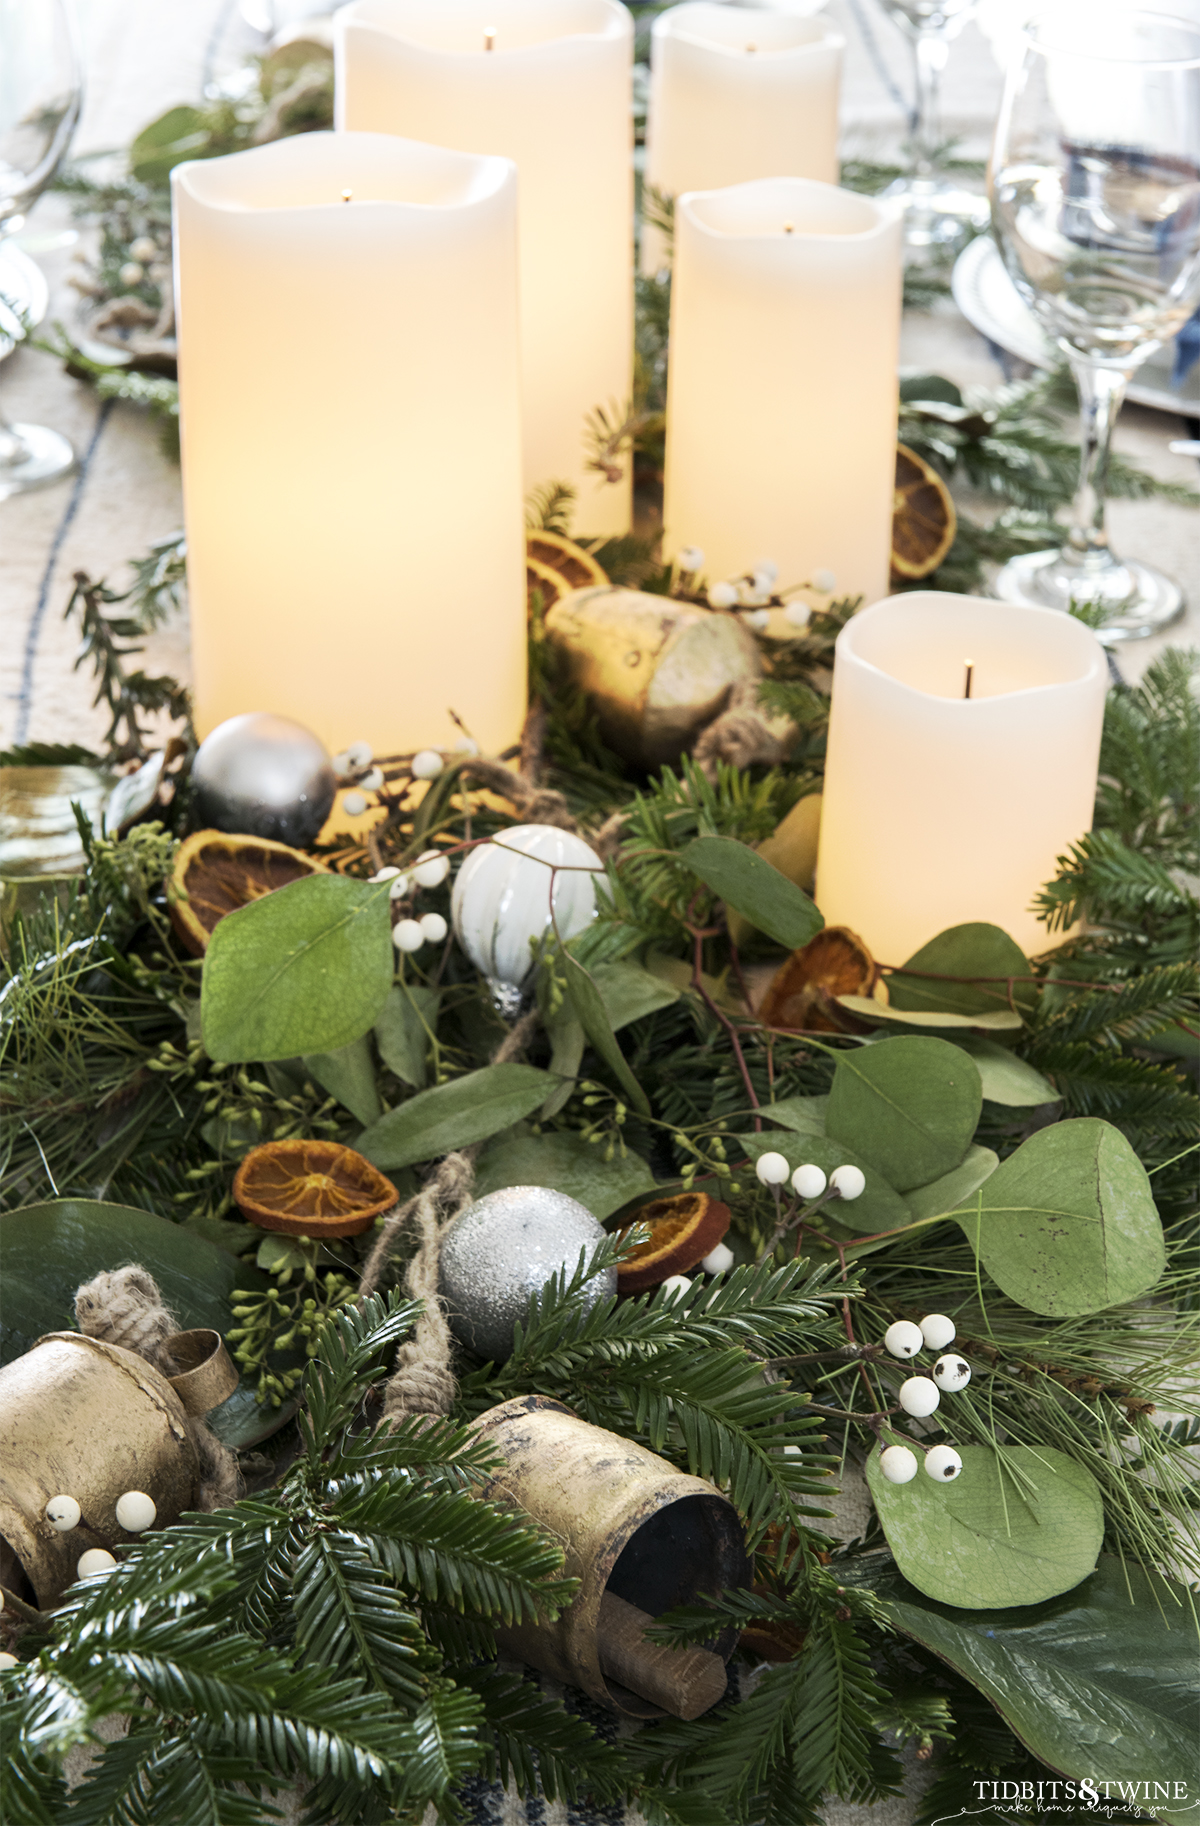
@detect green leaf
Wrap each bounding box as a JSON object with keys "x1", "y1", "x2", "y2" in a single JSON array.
[
  {"x1": 952, "y1": 1035, "x2": 1061, "y2": 1106},
  {"x1": 680, "y1": 835, "x2": 824, "y2": 950},
  {"x1": 866, "y1": 1443, "x2": 1104, "y2": 1609},
  {"x1": 591, "y1": 959, "x2": 680, "y2": 1029},
  {"x1": 759, "y1": 1094, "x2": 829, "y2": 1136},
  {"x1": 0, "y1": 1200, "x2": 293, "y2": 1447},
  {"x1": 127, "y1": 104, "x2": 210, "y2": 183},
  {"x1": 303, "y1": 1032, "x2": 381, "y2": 1126},
  {"x1": 473, "y1": 1131, "x2": 656, "y2": 1219},
  {"x1": 373, "y1": 984, "x2": 440, "y2": 1090},
  {"x1": 902, "y1": 1144, "x2": 998, "y2": 1224},
  {"x1": 886, "y1": 923, "x2": 1037, "y2": 1021},
  {"x1": 846, "y1": 1557, "x2": 1198, "y2": 1824},
  {"x1": 201, "y1": 874, "x2": 393, "y2": 1064},
  {"x1": 739, "y1": 1132, "x2": 910, "y2": 1235},
  {"x1": 837, "y1": 996, "x2": 1024, "y2": 1037},
  {"x1": 357, "y1": 1064, "x2": 558, "y2": 1170},
  {"x1": 825, "y1": 1036, "x2": 983, "y2": 1193},
  {"x1": 957, "y1": 1118, "x2": 1165, "y2": 1316},
  {"x1": 561, "y1": 950, "x2": 652, "y2": 1117}
]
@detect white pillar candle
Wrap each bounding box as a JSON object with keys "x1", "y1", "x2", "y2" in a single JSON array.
[
  {"x1": 172, "y1": 131, "x2": 526, "y2": 758},
  {"x1": 663, "y1": 177, "x2": 902, "y2": 602},
  {"x1": 814, "y1": 593, "x2": 1108, "y2": 962},
  {"x1": 335, "y1": 0, "x2": 634, "y2": 537},
  {"x1": 644, "y1": 3, "x2": 843, "y2": 264}
]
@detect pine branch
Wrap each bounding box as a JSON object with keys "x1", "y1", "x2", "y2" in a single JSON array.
[{"x1": 461, "y1": 1665, "x2": 629, "y2": 1803}]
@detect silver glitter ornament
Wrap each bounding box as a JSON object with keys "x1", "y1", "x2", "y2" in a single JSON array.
[
  {"x1": 191, "y1": 713, "x2": 337, "y2": 846},
  {"x1": 440, "y1": 1186, "x2": 615, "y2": 1361}
]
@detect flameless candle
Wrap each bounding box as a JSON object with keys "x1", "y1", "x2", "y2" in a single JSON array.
[
  {"x1": 814, "y1": 594, "x2": 1108, "y2": 961},
  {"x1": 663, "y1": 177, "x2": 902, "y2": 602},
  {"x1": 172, "y1": 131, "x2": 526, "y2": 758},
  {"x1": 335, "y1": 0, "x2": 634, "y2": 536},
  {"x1": 642, "y1": 3, "x2": 844, "y2": 272}
]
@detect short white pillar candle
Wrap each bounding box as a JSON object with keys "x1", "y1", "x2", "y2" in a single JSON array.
[
  {"x1": 814, "y1": 594, "x2": 1109, "y2": 962},
  {"x1": 663, "y1": 176, "x2": 902, "y2": 604},
  {"x1": 643, "y1": 2, "x2": 843, "y2": 272},
  {"x1": 172, "y1": 131, "x2": 527, "y2": 760},
  {"x1": 335, "y1": 0, "x2": 634, "y2": 537}
]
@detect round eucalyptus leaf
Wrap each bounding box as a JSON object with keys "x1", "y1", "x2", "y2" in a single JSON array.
[{"x1": 826, "y1": 1035, "x2": 983, "y2": 1193}]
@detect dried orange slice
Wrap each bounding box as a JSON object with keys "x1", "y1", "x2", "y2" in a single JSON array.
[
  {"x1": 760, "y1": 927, "x2": 876, "y2": 1034},
  {"x1": 233, "y1": 1139, "x2": 398, "y2": 1238},
  {"x1": 527, "y1": 556, "x2": 573, "y2": 617},
  {"x1": 616, "y1": 1192, "x2": 731, "y2": 1293},
  {"x1": 168, "y1": 829, "x2": 325, "y2": 956},
  {"x1": 527, "y1": 528, "x2": 608, "y2": 591},
  {"x1": 891, "y1": 443, "x2": 956, "y2": 581}
]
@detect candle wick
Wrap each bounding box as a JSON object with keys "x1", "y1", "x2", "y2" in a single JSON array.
[
  {"x1": 341, "y1": 188, "x2": 352, "y2": 203},
  {"x1": 783, "y1": 221, "x2": 794, "y2": 234},
  {"x1": 484, "y1": 26, "x2": 496, "y2": 49},
  {"x1": 964, "y1": 661, "x2": 974, "y2": 700}
]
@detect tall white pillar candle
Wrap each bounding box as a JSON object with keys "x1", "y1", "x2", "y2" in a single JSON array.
[
  {"x1": 814, "y1": 594, "x2": 1108, "y2": 961},
  {"x1": 335, "y1": 0, "x2": 634, "y2": 537},
  {"x1": 644, "y1": 4, "x2": 843, "y2": 256},
  {"x1": 172, "y1": 131, "x2": 526, "y2": 758},
  {"x1": 663, "y1": 178, "x2": 902, "y2": 602}
]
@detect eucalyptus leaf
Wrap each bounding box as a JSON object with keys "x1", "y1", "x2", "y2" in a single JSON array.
[
  {"x1": 902, "y1": 1143, "x2": 999, "y2": 1224},
  {"x1": 201, "y1": 874, "x2": 393, "y2": 1064},
  {"x1": 837, "y1": 996, "x2": 1024, "y2": 1036},
  {"x1": 357, "y1": 1063, "x2": 558, "y2": 1170},
  {"x1": 374, "y1": 984, "x2": 441, "y2": 1090},
  {"x1": 866, "y1": 1443, "x2": 1104, "y2": 1609},
  {"x1": 958, "y1": 1118, "x2": 1165, "y2": 1316},
  {"x1": 759, "y1": 1094, "x2": 829, "y2": 1137},
  {"x1": 843, "y1": 1558, "x2": 1197, "y2": 1825},
  {"x1": 887, "y1": 923, "x2": 1037, "y2": 1021},
  {"x1": 680, "y1": 835, "x2": 824, "y2": 950},
  {"x1": 591, "y1": 960, "x2": 680, "y2": 1030},
  {"x1": 541, "y1": 1012, "x2": 585, "y2": 1118},
  {"x1": 740, "y1": 1131, "x2": 910, "y2": 1234},
  {"x1": 473, "y1": 1131, "x2": 656, "y2": 1219},
  {"x1": 562, "y1": 951, "x2": 652, "y2": 1116},
  {"x1": 0, "y1": 1199, "x2": 295, "y2": 1447},
  {"x1": 128, "y1": 104, "x2": 209, "y2": 183},
  {"x1": 825, "y1": 1036, "x2": 983, "y2": 1192},
  {"x1": 952, "y1": 1035, "x2": 1061, "y2": 1107},
  {"x1": 302, "y1": 1031, "x2": 381, "y2": 1126}
]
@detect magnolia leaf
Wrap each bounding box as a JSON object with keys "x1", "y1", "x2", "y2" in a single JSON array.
[
  {"x1": 680, "y1": 835, "x2": 824, "y2": 950},
  {"x1": 201, "y1": 874, "x2": 393, "y2": 1063},
  {"x1": 958, "y1": 1118, "x2": 1165, "y2": 1316},
  {"x1": 887, "y1": 923, "x2": 1037, "y2": 1021},
  {"x1": 759, "y1": 1094, "x2": 829, "y2": 1137},
  {"x1": 374, "y1": 984, "x2": 441, "y2": 1090},
  {"x1": 740, "y1": 1130, "x2": 910, "y2": 1234},
  {"x1": 591, "y1": 960, "x2": 680, "y2": 1030},
  {"x1": 903, "y1": 1143, "x2": 999, "y2": 1224},
  {"x1": 0, "y1": 1199, "x2": 295, "y2": 1447},
  {"x1": 473, "y1": 1131, "x2": 656, "y2": 1219},
  {"x1": 825, "y1": 1036, "x2": 983, "y2": 1192},
  {"x1": 303, "y1": 1032, "x2": 381, "y2": 1126},
  {"x1": 358, "y1": 1063, "x2": 558, "y2": 1170},
  {"x1": 562, "y1": 951, "x2": 652, "y2": 1117},
  {"x1": 866, "y1": 1443, "x2": 1104, "y2": 1609},
  {"x1": 952, "y1": 1035, "x2": 1061, "y2": 1107},
  {"x1": 837, "y1": 996, "x2": 1023, "y2": 1036}
]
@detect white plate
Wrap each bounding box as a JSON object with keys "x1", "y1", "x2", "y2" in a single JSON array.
[
  {"x1": 0, "y1": 243, "x2": 50, "y2": 359},
  {"x1": 952, "y1": 234, "x2": 1199, "y2": 417}
]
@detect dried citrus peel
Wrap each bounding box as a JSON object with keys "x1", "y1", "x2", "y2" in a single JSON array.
[
  {"x1": 233, "y1": 1139, "x2": 398, "y2": 1239},
  {"x1": 891, "y1": 443, "x2": 956, "y2": 581},
  {"x1": 527, "y1": 529, "x2": 608, "y2": 591},
  {"x1": 168, "y1": 829, "x2": 324, "y2": 956},
  {"x1": 760, "y1": 927, "x2": 876, "y2": 1034},
  {"x1": 616, "y1": 1192, "x2": 731, "y2": 1293}
]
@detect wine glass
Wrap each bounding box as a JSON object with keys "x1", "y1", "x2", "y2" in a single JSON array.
[
  {"x1": 0, "y1": 0, "x2": 83, "y2": 498},
  {"x1": 878, "y1": 0, "x2": 991, "y2": 255},
  {"x1": 989, "y1": 7, "x2": 1200, "y2": 640}
]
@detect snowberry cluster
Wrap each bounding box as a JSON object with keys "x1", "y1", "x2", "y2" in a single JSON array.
[
  {"x1": 877, "y1": 1313, "x2": 972, "y2": 1486},
  {"x1": 369, "y1": 851, "x2": 451, "y2": 955},
  {"x1": 330, "y1": 736, "x2": 478, "y2": 817},
  {"x1": 754, "y1": 1151, "x2": 865, "y2": 1203},
  {"x1": 703, "y1": 559, "x2": 837, "y2": 634},
  {"x1": 42, "y1": 1489, "x2": 158, "y2": 1585}
]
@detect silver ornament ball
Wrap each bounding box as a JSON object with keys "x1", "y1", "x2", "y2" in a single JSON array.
[
  {"x1": 439, "y1": 1186, "x2": 615, "y2": 1362},
  {"x1": 191, "y1": 713, "x2": 337, "y2": 846}
]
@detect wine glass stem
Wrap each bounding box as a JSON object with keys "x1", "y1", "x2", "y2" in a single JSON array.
[
  {"x1": 1064, "y1": 358, "x2": 1130, "y2": 572},
  {"x1": 912, "y1": 30, "x2": 949, "y2": 178}
]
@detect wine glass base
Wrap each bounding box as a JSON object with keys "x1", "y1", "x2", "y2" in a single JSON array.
[
  {"x1": 993, "y1": 549, "x2": 1185, "y2": 643},
  {"x1": 0, "y1": 422, "x2": 76, "y2": 499},
  {"x1": 883, "y1": 176, "x2": 990, "y2": 254}
]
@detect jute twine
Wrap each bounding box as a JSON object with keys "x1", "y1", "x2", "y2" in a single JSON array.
[
  {"x1": 74, "y1": 1267, "x2": 240, "y2": 1509},
  {"x1": 692, "y1": 681, "x2": 790, "y2": 777},
  {"x1": 358, "y1": 1007, "x2": 540, "y2": 1426}
]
